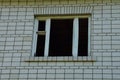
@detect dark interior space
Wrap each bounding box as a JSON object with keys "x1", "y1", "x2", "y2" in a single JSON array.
[
  {"x1": 35, "y1": 21, "x2": 45, "y2": 56},
  {"x1": 49, "y1": 19, "x2": 73, "y2": 56},
  {"x1": 78, "y1": 18, "x2": 88, "y2": 56},
  {"x1": 38, "y1": 21, "x2": 45, "y2": 31}
]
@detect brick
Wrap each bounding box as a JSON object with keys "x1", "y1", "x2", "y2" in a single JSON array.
[
  {"x1": 56, "y1": 69, "x2": 64, "y2": 73},
  {"x1": 38, "y1": 69, "x2": 46, "y2": 73},
  {"x1": 103, "y1": 74, "x2": 112, "y2": 78},
  {"x1": 84, "y1": 74, "x2": 93, "y2": 78},
  {"x1": 65, "y1": 74, "x2": 74, "y2": 78},
  {"x1": 19, "y1": 74, "x2": 28, "y2": 78},
  {"x1": 93, "y1": 74, "x2": 102, "y2": 78},
  {"x1": 37, "y1": 74, "x2": 46, "y2": 78},
  {"x1": 46, "y1": 74, "x2": 55, "y2": 78},
  {"x1": 93, "y1": 69, "x2": 102, "y2": 73}
]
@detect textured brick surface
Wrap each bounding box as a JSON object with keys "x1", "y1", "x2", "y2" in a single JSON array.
[{"x1": 0, "y1": 0, "x2": 120, "y2": 80}]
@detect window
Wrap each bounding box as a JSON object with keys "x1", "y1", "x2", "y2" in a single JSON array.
[{"x1": 32, "y1": 15, "x2": 91, "y2": 57}]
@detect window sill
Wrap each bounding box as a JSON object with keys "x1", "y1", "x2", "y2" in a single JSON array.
[{"x1": 24, "y1": 56, "x2": 96, "y2": 62}]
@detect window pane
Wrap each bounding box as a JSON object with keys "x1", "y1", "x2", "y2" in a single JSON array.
[
  {"x1": 38, "y1": 21, "x2": 45, "y2": 31},
  {"x1": 35, "y1": 21, "x2": 45, "y2": 56},
  {"x1": 78, "y1": 18, "x2": 88, "y2": 56},
  {"x1": 49, "y1": 19, "x2": 73, "y2": 56}
]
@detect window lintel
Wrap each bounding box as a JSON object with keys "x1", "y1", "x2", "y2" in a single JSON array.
[{"x1": 35, "y1": 14, "x2": 91, "y2": 20}]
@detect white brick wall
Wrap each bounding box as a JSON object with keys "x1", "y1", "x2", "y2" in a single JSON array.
[{"x1": 0, "y1": 0, "x2": 120, "y2": 80}]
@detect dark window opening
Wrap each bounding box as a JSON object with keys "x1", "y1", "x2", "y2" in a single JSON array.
[
  {"x1": 35, "y1": 21, "x2": 45, "y2": 56},
  {"x1": 38, "y1": 21, "x2": 45, "y2": 31},
  {"x1": 78, "y1": 18, "x2": 88, "y2": 56},
  {"x1": 49, "y1": 19, "x2": 73, "y2": 56},
  {"x1": 35, "y1": 17, "x2": 89, "y2": 57}
]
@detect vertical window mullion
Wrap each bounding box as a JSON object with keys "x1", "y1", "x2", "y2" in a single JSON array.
[
  {"x1": 32, "y1": 19, "x2": 38, "y2": 56},
  {"x1": 72, "y1": 18, "x2": 79, "y2": 57},
  {"x1": 44, "y1": 19, "x2": 51, "y2": 57},
  {"x1": 88, "y1": 17, "x2": 90, "y2": 56}
]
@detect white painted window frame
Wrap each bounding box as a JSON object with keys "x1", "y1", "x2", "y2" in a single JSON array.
[
  {"x1": 32, "y1": 16, "x2": 91, "y2": 57},
  {"x1": 32, "y1": 19, "x2": 38, "y2": 56}
]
